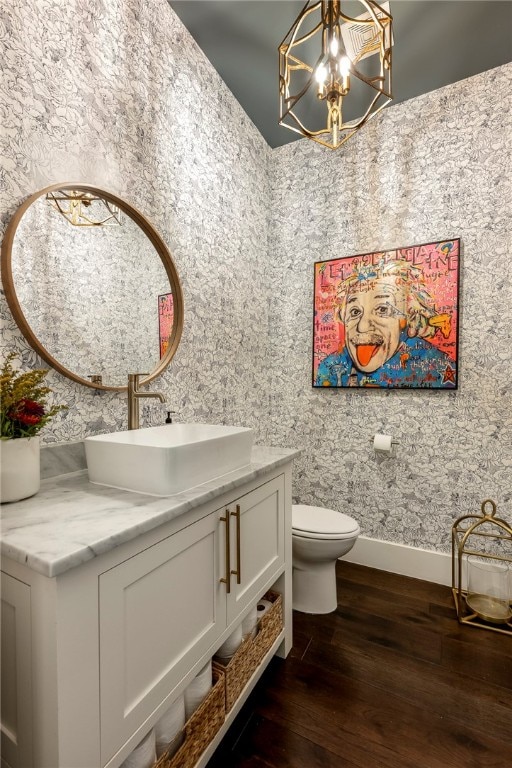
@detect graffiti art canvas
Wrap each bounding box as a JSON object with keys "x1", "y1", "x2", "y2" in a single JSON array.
[
  {"x1": 313, "y1": 239, "x2": 460, "y2": 389},
  {"x1": 158, "y1": 292, "x2": 174, "y2": 358}
]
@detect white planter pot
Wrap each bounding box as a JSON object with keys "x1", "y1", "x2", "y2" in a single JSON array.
[{"x1": 0, "y1": 436, "x2": 40, "y2": 503}]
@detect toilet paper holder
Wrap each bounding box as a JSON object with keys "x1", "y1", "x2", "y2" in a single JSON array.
[{"x1": 370, "y1": 434, "x2": 399, "y2": 453}]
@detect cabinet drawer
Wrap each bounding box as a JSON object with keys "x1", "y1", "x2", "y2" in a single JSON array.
[{"x1": 98, "y1": 513, "x2": 226, "y2": 765}]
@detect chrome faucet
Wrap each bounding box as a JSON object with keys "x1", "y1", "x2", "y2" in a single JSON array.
[{"x1": 127, "y1": 373, "x2": 165, "y2": 430}]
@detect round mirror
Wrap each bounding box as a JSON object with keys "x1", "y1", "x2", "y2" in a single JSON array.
[{"x1": 1, "y1": 183, "x2": 184, "y2": 390}]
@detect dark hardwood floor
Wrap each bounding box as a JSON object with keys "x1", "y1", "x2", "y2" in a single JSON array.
[{"x1": 208, "y1": 561, "x2": 512, "y2": 768}]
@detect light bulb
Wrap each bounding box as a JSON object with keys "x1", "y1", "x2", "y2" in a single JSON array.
[
  {"x1": 315, "y1": 63, "x2": 327, "y2": 85},
  {"x1": 339, "y1": 56, "x2": 351, "y2": 76},
  {"x1": 330, "y1": 36, "x2": 339, "y2": 57}
]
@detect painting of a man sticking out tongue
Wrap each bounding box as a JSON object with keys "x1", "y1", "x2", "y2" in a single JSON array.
[{"x1": 313, "y1": 240, "x2": 459, "y2": 389}]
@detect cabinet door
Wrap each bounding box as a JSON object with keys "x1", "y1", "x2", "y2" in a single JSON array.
[
  {"x1": 1, "y1": 573, "x2": 33, "y2": 768},
  {"x1": 98, "y1": 513, "x2": 226, "y2": 764},
  {"x1": 226, "y1": 474, "x2": 285, "y2": 624}
]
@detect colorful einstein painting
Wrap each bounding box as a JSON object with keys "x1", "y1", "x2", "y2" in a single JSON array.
[
  {"x1": 158, "y1": 293, "x2": 174, "y2": 358},
  {"x1": 313, "y1": 239, "x2": 460, "y2": 389}
]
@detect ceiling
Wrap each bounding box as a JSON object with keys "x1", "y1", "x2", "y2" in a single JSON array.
[{"x1": 168, "y1": 1, "x2": 512, "y2": 148}]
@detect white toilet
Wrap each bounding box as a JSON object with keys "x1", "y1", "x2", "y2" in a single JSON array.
[{"x1": 292, "y1": 504, "x2": 360, "y2": 614}]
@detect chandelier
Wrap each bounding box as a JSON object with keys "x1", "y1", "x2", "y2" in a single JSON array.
[
  {"x1": 46, "y1": 190, "x2": 121, "y2": 227},
  {"x1": 279, "y1": 0, "x2": 393, "y2": 149}
]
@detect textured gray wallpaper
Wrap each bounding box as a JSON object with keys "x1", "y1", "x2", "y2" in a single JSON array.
[
  {"x1": 267, "y1": 63, "x2": 512, "y2": 551},
  {"x1": 1, "y1": 0, "x2": 511, "y2": 553},
  {"x1": 0, "y1": 0, "x2": 271, "y2": 442}
]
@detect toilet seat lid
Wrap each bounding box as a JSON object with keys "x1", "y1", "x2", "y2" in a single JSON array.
[{"x1": 292, "y1": 505, "x2": 360, "y2": 539}]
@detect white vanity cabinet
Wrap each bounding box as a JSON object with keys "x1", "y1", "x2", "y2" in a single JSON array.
[
  {"x1": 1, "y1": 460, "x2": 293, "y2": 768},
  {"x1": 1, "y1": 573, "x2": 33, "y2": 768},
  {"x1": 99, "y1": 511, "x2": 226, "y2": 763},
  {"x1": 99, "y1": 473, "x2": 285, "y2": 764}
]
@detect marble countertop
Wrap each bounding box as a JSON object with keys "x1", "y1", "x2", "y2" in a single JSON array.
[{"x1": 0, "y1": 445, "x2": 299, "y2": 578}]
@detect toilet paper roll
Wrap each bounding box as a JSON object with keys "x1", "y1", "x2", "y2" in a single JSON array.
[
  {"x1": 120, "y1": 729, "x2": 156, "y2": 768},
  {"x1": 373, "y1": 433, "x2": 393, "y2": 454},
  {"x1": 184, "y1": 659, "x2": 212, "y2": 719},
  {"x1": 242, "y1": 606, "x2": 258, "y2": 640},
  {"x1": 155, "y1": 694, "x2": 186, "y2": 758},
  {"x1": 214, "y1": 623, "x2": 243, "y2": 661},
  {"x1": 256, "y1": 599, "x2": 273, "y2": 623},
  {"x1": 165, "y1": 730, "x2": 185, "y2": 761}
]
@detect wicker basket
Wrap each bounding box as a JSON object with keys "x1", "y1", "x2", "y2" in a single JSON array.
[
  {"x1": 213, "y1": 591, "x2": 283, "y2": 712},
  {"x1": 153, "y1": 666, "x2": 225, "y2": 768}
]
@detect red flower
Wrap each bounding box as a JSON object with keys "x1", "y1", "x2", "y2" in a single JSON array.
[{"x1": 9, "y1": 398, "x2": 45, "y2": 426}]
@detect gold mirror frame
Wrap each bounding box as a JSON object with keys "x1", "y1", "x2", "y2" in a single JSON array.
[{"x1": 1, "y1": 183, "x2": 184, "y2": 391}]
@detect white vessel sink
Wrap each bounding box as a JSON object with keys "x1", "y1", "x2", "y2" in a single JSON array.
[{"x1": 85, "y1": 423, "x2": 254, "y2": 496}]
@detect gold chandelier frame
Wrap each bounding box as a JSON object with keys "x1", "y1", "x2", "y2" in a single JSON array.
[
  {"x1": 279, "y1": 0, "x2": 393, "y2": 149},
  {"x1": 46, "y1": 189, "x2": 122, "y2": 227}
]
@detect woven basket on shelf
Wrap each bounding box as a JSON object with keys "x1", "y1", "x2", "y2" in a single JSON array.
[
  {"x1": 154, "y1": 665, "x2": 225, "y2": 768},
  {"x1": 213, "y1": 590, "x2": 283, "y2": 712}
]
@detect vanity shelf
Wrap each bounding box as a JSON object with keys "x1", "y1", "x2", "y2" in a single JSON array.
[
  {"x1": 154, "y1": 666, "x2": 226, "y2": 768},
  {"x1": 1, "y1": 448, "x2": 296, "y2": 768},
  {"x1": 154, "y1": 592, "x2": 283, "y2": 768},
  {"x1": 213, "y1": 590, "x2": 283, "y2": 713}
]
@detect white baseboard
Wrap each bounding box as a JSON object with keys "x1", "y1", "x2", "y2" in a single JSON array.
[{"x1": 343, "y1": 535, "x2": 451, "y2": 587}]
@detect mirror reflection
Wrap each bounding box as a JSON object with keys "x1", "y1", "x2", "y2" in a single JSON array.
[{"x1": 3, "y1": 185, "x2": 183, "y2": 390}]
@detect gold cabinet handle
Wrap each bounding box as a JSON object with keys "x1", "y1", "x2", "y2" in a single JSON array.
[
  {"x1": 230, "y1": 505, "x2": 241, "y2": 585},
  {"x1": 220, "y1": 513, "x2": 231, "y2": 593}
]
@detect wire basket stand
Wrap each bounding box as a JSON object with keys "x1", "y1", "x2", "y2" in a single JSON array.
[{"x1": 451, "y1": 499, "x2": 512, "y2": 635}]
